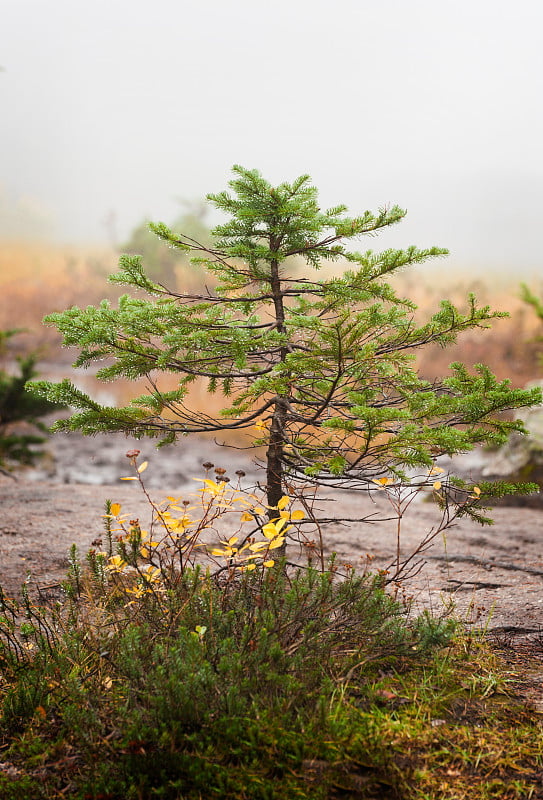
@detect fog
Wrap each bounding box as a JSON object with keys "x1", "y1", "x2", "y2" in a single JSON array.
[{"x1": 2, "y1": 0, "x2": 543, "y2": 274}]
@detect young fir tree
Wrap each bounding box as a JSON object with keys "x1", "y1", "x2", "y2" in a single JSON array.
[
  {"x1": 0, "y1": 329, "x2": 65, "y2": 468},
  {"x1": 30, "y1": 166, "x2": 540, "y2": 526}
]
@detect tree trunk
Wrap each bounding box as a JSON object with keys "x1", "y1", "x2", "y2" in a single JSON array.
[
  {"x1": 266, "y1": 253, "x2": 288, "y2": 560},
  {"x1": 266, "y1": 401, "x2": 286, "y2": 511}
]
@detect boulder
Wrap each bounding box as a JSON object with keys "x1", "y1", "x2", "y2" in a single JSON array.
[
  {"x1": 482, "y1": 381, "x2": 543, "y2": 486},
  {"x1": 445, "y1": 380, "x2": 543, "y2": 506}
]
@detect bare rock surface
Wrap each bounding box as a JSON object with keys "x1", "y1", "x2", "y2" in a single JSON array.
[
  {"x1": 0, "y1": 431, "x2": 542, "y2": 635},
  {"x1": 439, "y1": 381, "x2": 543, "y2": 507}
]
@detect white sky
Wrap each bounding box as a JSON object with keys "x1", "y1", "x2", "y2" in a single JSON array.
[{"x1": 2, "y1": 0, "x2": 543, "y2": 273}]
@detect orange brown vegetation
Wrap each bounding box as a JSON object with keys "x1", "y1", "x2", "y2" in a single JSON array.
[
  {"x1": 1, "y1": 242, "x2": 541, "y2": 414},
  {"x1": 398, "y1": 270, "x2": 543, "y2": 387},
  {"x1": 0, "y1": 241, "x2": 119, "y2": 358}
]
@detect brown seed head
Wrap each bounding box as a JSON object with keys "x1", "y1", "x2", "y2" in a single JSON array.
[
  {"x1": 125, "y1": 449, "x2": 140, "y2": 459},
  {"x1": 202, "y1": 461, "x2": 214, "y2": 470}
]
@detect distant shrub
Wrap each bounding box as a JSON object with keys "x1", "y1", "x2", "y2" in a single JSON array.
[
  {"x1": 521, "y1": 283, "x2": 543, "y2": 372},
  {"x1": 0, "y1": 329, "x2": 64, "y2": 469}
]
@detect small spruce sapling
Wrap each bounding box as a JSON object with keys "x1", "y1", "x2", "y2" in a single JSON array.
[
  {"x1": 29, "y1": 166, "x2": 541, "y2": 533},
  {"x1": 0, "y1": 329, "x2": 64, "y2": 469}
]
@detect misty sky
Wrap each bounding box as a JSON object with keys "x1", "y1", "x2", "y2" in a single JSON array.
[{"x1": 2, "y1": 0, "x2": 543, "y2": 274}]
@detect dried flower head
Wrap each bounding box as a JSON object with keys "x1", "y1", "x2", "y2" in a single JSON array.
[
  {"x1": 125, "y1": 449, "x2": 140, "y2": 459},
  {"x1": 214, "y1": 467, "x2": 226, "y2": 475},
  {"x1": 202, "y1": 461, "x2": 214, "y2": 470}
]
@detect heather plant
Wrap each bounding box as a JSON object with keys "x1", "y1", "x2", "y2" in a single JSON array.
[{"x1": 29, "y1": 168, "x2": 541, "y2": 544}]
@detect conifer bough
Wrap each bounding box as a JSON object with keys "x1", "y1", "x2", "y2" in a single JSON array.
[{"x1": 30, "y1": 166, "x2": 541, "y2": 517}]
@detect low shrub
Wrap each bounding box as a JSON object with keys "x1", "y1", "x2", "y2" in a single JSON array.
[
  {"x1": 0, "y1": 460, "x2": 540, "y2": 798},
  {"x1": 0, "y1": 548, "x2": 456, "y2": 799}
]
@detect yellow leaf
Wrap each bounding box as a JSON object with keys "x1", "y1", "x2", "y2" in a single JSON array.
[
  {"x1": 262, "y1": 523, "x2": 277, "y2": 539},
  {"x1": 268, "y1": 537, "x2": 285, "y2": 550},
  {"x1": 106, "y1": 555, "x2": 127, "y2": 573},
  {"x1": 169, "y1": 517, "x2": 192, "y2": 533},
  {"x1": 196, "y1": 478, "x2": 225, "y2": 495},
  {"x1": 291, "y1": 510, "x2": 305, "y2": 521},
  {"x1": 110, "y1": 503, "x2": 121, "y2": 516},
  {"x1": 373, "y1": 476, "x2": 392, "y2": 487},
  {"x1": 227, "y1": 536, "x2": 239, "y2": 546},
  {"x1": 473, "y1": 486, "x2": 481, "y2": 496},
  {"x1": 245, "y1": 563, "x2": 257, "y2": 571},
  {"x1": 254, "y1": 507, "x2": 266, "y2": 515},
  {"x1": 120, "y1": 476, "x2": 138, "y2": 481},
  {"x1": 137, "y1": 461, "x2": 148, "y2": 473},
  {"x1": 277, "y1": 495, "x2": 290, "y2": 510},
  {"x1": 263, "y1": 560, "x2": 275, "y2": 568},
  {"x1": 433, "y1": 481, "x2": 442, "y2": 491},
  {"x1": 241, "y1": 511, "x2": 253, "y2": 522},
  {"x1": 249, "y1": 541, "x2": 267, "y2": 552},
  {"x1": 143, "y1": 566, "x2": 161, "y2": 582}
]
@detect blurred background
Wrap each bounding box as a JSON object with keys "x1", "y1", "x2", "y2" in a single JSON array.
[{"x1": 1, "y1": 0, "x2": 542, "y2": 401}]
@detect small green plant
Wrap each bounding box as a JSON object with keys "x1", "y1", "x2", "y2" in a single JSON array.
[{"x1": 0, "y1": 329, "x2": 64, "y2": 470}]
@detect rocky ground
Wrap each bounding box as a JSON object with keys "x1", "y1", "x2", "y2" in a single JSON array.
[
  {"x1": 2, "y1": 430, "x2": 543, "y2": 711},
  {"x1": 0, "y1": 429, "x2": 542, "y2": 639}
]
